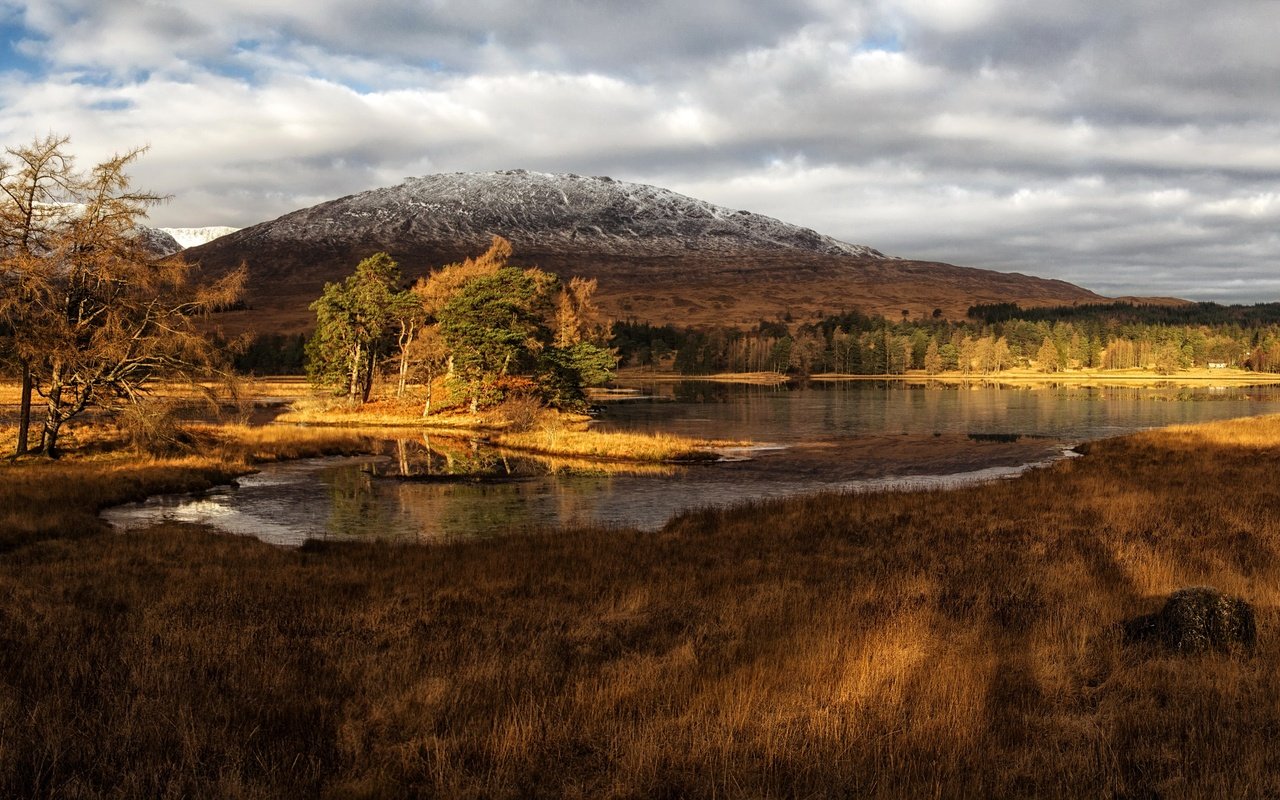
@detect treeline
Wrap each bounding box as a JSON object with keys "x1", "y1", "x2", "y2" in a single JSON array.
[
  {"x1": 228, "y1": 333, "x2": 308, "y2": 375},
  {"x1": 612, "y1": 305, "x2": 1280, "y2": 375},
  {"x1": 969, "y1": 301, "x2": 1280, "y2": 327},
  {"x1": 241, "y1": 299, "x2": 1280, "y2": 380}
]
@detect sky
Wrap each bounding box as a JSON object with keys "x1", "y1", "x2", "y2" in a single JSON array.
[{"x1": 1, "y1": 0, "x2": 1278, "y2": 302}]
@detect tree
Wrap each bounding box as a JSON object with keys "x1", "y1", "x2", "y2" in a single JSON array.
[
  {"x1": 438, "y1": 266, "x2": 556, "y2": 411},
  {"x1": 1036, "y1": 337, "x2": 1062, "y2": 373},
  {"x1": 407, "y1": 326, "x2": 449, "y2": 417},
  {"x1": 0, "y1": 134, "x2": 77, "y2": 455},
  {"x1": 5, "y1": 143, "x2": 243, "y2": 456},
  {"x1": 542, "y1": 274, "x2": 615, "y2": 407},
  {"x1": 924, "y1": 339, "x2": 943, "y2": 374},
  {"x1": 306, "y1": 252, "x2": 408, "y2": 402}
]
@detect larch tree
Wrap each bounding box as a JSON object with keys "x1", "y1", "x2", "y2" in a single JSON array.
[
  {"x1": 540, "y1": 275, "x2": 615, "y2": 407},
  {"x1": 924, "y1": 339, "x2": 943, "y2": 375},
  {"x1": 5, "y1": 142, "x2": 244, "y2": 456},
  {"x1": 0, "y1": 134, "x2": 77, "y2": 455},
  {"x1": 1036, "y1": 337, "x2": 1062, "y2": 373}
]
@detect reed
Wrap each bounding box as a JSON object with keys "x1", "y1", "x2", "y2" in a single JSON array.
[{"x1": 2, "y1": 415, "x2": 1280, "y2": 796}]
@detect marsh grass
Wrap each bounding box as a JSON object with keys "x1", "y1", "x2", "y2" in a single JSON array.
[
  {"x1": 489, "y1": 426, "x2": 723, "y2": 462},
  {"x1": 0, "y1": 422, "x2": 377, "y2": 551},
  {"x1": 277, "y1": 399, "x2": 726, "y2": 462},
  {"x1": 4, "y1": 416, "x2": 1280, "y2": 795}
]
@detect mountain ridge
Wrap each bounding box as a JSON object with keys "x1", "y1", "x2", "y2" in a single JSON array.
[{"x1": 182, "y1": 171, "x2": 1108, "y2": 333}]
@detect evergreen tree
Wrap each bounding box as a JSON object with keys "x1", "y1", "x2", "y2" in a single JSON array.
[
  {"x1": 305, "y1": 252, "x2": 408, "y2": 402},
  {"x1": 438, "y1": 266, "x2": 556, "y2": 410}
]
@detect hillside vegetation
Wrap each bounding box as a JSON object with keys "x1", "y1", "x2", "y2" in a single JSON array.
[{"x1": 614, "y1": 302, "x2": 1280, "y2": 375}]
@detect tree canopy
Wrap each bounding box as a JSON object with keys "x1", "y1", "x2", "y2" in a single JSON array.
[{"x1": 305, "y1": 237, "x2": 616, "y2": 412}]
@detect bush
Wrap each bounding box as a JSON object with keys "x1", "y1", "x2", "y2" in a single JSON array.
[
  {"x1": 117, "y1": 399, "x2": 194, "y2": 457},
  {"x1": 1123, "y1": 586, "x2": 1257, "y2": 653}
]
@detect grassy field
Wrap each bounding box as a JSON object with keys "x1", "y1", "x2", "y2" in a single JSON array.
[{"x1": 2, "y1": 416, "x2": 1280, "y2": 796}]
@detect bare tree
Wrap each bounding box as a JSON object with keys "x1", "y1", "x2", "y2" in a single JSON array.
[
  {"x1": 0, "y1": 134, "x2": 77, "y2": 455},
  {"x1": 4, "y1": 141, "x2": 243, "y2": 456}
]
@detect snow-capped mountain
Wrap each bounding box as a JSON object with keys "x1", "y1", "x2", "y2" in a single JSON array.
[
  {"x1": 198, "y1": 171, "x2": 885, "y2": 261},
  {"x1": 159, "y1": 226, "x2": 239, "y2": 249},
  {"x1": 183, "y1": 170, "x2": 1104, "y2": 332},
  {"x1": 134, "y1": 227, "x2": 183, "y2": 257}
]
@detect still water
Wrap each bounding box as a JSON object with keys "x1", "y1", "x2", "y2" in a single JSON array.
[{"x1": 104, "y1": 381, "x2": 1280, "y2": 546}]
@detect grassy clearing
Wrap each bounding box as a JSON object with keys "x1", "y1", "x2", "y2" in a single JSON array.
[{"x1": 4, "y1": 416, "x2": 1280, "y2": 795}]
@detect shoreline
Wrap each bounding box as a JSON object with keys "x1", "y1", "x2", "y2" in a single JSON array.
[{"x1": 613, "y1": 366, "x2": 1280, "y2": 388}]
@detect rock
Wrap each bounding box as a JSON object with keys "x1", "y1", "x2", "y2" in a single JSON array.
[{"x1": 1123, "y1": 586, "x2": 1256, "y2": 653}]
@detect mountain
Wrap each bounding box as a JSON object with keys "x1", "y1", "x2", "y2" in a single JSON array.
[
  {"x1": 182, "y1": 170, "x2": 1106, "y2": 333},
  {"x1": 159, "y1": 226, "x2": 240, "y2": 249},
  {"x1": 135, "y1": 226, "x2": 182, "y2": 257}
]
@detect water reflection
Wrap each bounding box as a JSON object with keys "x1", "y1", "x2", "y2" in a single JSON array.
[{"x1": 103, "y1": 382, "x2": 1280, "y2": 546}]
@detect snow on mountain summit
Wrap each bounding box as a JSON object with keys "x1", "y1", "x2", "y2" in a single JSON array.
[
  {"x1": 237, "y1": 170, "x2": 887, "y2": 260},
  {"x1": 159, "y1": 226, "x2": 240, "y2": 249}
]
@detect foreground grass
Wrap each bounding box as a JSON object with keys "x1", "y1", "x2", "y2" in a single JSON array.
[{"x1": 4, "y1": 416, "x2": 1280, "y2": 795}]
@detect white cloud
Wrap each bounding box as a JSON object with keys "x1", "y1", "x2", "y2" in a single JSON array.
[{"x1": 0, "y1": 0, "x2": 1277, "y2": 302}]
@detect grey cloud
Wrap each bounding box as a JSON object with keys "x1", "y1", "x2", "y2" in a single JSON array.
[{"x1": 2, "y1": 1, "x2": 1278, "y2": 303}]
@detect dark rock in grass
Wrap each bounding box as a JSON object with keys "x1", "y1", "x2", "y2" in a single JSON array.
[{"x1": 1123, "y1": 586, "x2": 1256, "y2": 654}]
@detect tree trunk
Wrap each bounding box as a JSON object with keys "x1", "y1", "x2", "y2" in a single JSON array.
[
  {"x1": 397, "y1": 348, "x2": 410, "y2": 399},
  {"x1": 421, "y1": 368, "x2": 434, "y2": 417},
  {"x1": 361, "y1": 347, "x2": 376, "y2": 403},
  {"x1": 348, "y1": 341, "x2": 362, "y2": 403},
  {"x1": 396, "y1": 439, "x2": 409, "y2": 477},
  {"x1": 40, "y1": 371, "x2": 64, "y2": 458},
  {"x1": 40, "y1": 417, "x2": 62, "y2": 458},
  {"x1": 15, "y1": 361, "x2": 32, "y2": 456}
]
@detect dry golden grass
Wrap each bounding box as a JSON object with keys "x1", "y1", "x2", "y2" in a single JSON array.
[
  {"x1": 277, "y1": 399, "x2": 726, "y2": 462},
  {"x1": 0, "y1": 422, "x2": 378, "y2": 551},
  {"x1": 489, "y1": 426, "x2": 723, "y2": 462},
  {"x1": 4, "y1": 415, "x2": 1280, "y2": 795},
  {"x1": 611, "y1": 369, "x2": 791, "y2": 385}
]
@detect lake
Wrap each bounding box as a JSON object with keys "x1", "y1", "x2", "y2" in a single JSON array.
[{"x1": 104, "y1": 381, "x2": 1280, "y2": 546}]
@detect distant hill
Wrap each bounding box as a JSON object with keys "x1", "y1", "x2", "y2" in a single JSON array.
[
  {"x1": 181, "y1": 170, "x2": 1108, "y2": 333},
  {"x1": 159, "y1": 226, "x2": 240, "y2": 249}
]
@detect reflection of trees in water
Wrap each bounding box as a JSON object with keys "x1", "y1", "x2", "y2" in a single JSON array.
[
  {"x1": 673, "y1": 382, "x2": 732, "y2": 403},
  {"x1": 312, "y1": 436, "x2": 681, "y2": 542},
  {"x1": 324, "y1": 465, "x2": 386, "y2": 539},
  {"x1": 373, "y1": 435, "x2": 514, "y2": 478},
  {"x1": 389, "y1": 480, "x2": 548, "y2": 540}
]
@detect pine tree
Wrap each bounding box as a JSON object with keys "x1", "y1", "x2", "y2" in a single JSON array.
[
  {"x1": 305, "y1": 252, "x2": 408, "y2": 402},
  {"x1": 438, "y1": 266, "x2": 556, "y2": 411}
]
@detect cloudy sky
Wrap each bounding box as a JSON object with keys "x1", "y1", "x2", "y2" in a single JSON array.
[{"x1": 1, "y1": 0, "x2": 1277, "y2": 301}]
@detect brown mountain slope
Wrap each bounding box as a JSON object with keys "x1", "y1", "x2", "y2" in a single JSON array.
[{"x1": 182, "y1": 171, "x2": 1107, "y2": 333}]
